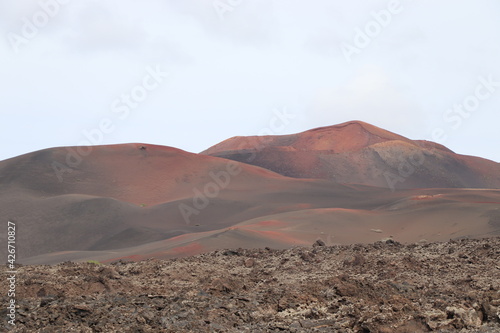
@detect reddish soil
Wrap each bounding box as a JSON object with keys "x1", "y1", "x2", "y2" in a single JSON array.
[
  {"x1": 0, "y1": 141, "x2": 499, "y2": 265},
  {"x1": 201, "y1": 121, "x2": 500, "y2": 189}
]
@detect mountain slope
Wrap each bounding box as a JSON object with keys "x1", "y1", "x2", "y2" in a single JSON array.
[
  {"x1": 0, "y1": 143, "x2": 406, "y2": 261},
  {"x1": 201, "y1": 121, "x2": 500, "y2": 189},
  {"x1": 1, "y1": 123, "x2": 499, "y2": 265}
]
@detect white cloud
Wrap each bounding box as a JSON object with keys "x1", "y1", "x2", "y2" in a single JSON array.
[
  {"x1": 309, "y1": 66, "x2": 425, "y2": 138},
  {"x1": 64, "y1": 3, "x2": 148, "y2": 53}
]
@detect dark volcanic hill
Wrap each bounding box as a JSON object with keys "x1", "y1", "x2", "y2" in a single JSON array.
[{"x1": 201, "y1": 121, "x2": 500, "y2": 189}]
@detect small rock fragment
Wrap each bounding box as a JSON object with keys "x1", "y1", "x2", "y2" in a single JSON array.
[
  {"x1": 244, "y1": 258, "x2": 255, "y2": 268},
  {"x1": 313, "y1": 239, "x2": 326, "y2": 247}
]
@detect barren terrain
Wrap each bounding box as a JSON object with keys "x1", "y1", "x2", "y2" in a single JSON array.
[
  {"x1": 2, "y1": 237, "x2": 500, "y2": 332},
  {"x1": 202, "y1": 121, "x2": 500, "y2": 189},
  {"x1": 1, "y1": 121, "x2": 499, "y2": 331},
  {"x1": 0, "y1": 141, "x2": 498, "y2": 265}
]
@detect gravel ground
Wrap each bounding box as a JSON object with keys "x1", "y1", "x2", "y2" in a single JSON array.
[{"x1": 1, "y1": 237, "x2": 500, "y2": 332}]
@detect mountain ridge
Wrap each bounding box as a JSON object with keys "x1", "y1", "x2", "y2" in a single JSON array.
[{"x1": 201, "y1": 121, "x2": 500, "y2": 189}]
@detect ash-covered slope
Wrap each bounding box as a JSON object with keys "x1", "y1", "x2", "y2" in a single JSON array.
[
  {"x1": 1, "y1": 128, "x2": 499, "y2": 266},
  {"x1": 0, "y1": 143, "x2": 402, "y2": 262}
]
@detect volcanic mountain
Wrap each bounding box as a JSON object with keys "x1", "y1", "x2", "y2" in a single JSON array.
[
  {"x1": 201, "y1": 121, "x2": 500, "y2": 189},
  {"x1": 0, "y1": 123, "x2": 499, "y2": 265}
]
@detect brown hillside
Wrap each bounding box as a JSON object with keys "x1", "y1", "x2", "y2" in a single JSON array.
[{"x1": 201, "y1": 121, "x2": 500, "y2": 189}]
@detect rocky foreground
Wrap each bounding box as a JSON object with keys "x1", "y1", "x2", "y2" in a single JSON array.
[{"x1": 2, "y1": 237, "x2": 500, "y2": 332}]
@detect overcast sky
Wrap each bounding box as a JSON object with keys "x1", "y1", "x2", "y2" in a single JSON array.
[{"x1": 1, "y1": 0, "x2": 499, "y2": 162}]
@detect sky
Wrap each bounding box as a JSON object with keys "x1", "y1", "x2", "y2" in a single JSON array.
[{"x1": 1, "y1": 0, "x2": 499, "y2": 162}]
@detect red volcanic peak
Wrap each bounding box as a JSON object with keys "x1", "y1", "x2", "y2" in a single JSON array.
[
  {"x1": 202, "y1": 121, "x2": 412, "y2": 155},
  {"x1": 202, "y1": 120, "x2": 500, "y2": 189}
]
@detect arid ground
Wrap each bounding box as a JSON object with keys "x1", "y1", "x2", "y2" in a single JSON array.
[
  {"x1": 1, "y1": 237, "x2": 500, "y2": 332},
  {"x1": 0, "y1": 122, "x2": 499, "y2": 264},
  {"x1": 0, "y1": 121, "x2": 499, "y2": 331}
]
